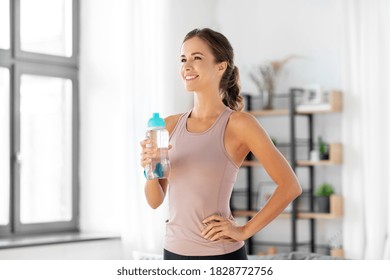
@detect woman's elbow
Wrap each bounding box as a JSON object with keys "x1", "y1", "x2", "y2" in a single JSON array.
[
  {"x1": 147, "y1": 199, "x2": 162, "y2": 209},
  {"x1": 290, "y1": 182, "x2": 302, "y2": 200}
]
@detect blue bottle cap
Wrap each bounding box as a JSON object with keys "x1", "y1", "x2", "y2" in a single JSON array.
[{"x1": 148, "y1": 112, "x2": 166, "y2": 128}]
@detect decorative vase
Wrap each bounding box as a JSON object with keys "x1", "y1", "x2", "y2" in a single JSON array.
[
  {"x1": 263, "y1": 90, "x2": 274, "y2": 110},
  {"x1": 320, "y1": 152, "x2": 329, "y2": 160}
]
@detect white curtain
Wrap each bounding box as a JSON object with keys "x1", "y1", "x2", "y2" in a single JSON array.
[
  {"x1": 121, "y1": 0, "x2": 172, "y2": 258},
  {"x1": 341, "y1": 0, "x2": 390, "y2": 259}
]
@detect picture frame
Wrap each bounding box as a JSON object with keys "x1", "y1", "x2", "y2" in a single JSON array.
[{"x1": 301, "y1": 84, "x2": 324, "y2": 105}]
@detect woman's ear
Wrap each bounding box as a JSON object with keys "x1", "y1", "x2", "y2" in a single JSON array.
[{"x1": 217, "y1": 61, "x2": 228, "y2": 75}]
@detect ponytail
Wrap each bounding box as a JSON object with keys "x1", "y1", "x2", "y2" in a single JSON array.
[{"x1": 220, "y1": 65, "x2": 243, "y2": 111}]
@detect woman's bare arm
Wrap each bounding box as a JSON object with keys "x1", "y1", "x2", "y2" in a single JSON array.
[
  {"x1": 238, "y1": 113, "x2": 302, "y2": 238},
  {"x1": 202, "y1": 112, "x2": 302, "y2": 241}
]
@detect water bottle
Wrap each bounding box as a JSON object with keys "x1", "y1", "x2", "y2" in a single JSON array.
[{"x1": 144, "y1": 113, "x2": 170, "y2": 180}]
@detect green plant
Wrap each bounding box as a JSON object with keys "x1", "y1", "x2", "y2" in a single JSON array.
[
  {"x1": 315, "y1": 182, "x2": 334, "y2": 197},
  {"x1": 318, "y1": 136, "x2": 330, "y2": 160},
  {"x1": 318, "y1": 136, "x2": 328, "y2": 155}
]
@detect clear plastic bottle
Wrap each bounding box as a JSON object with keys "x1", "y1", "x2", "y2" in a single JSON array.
[{"x1": 144, "y1": 113, "x2": 170, "y2": 180}]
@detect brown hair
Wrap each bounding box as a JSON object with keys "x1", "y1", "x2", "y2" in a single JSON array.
[{"x1": 183, "y1": 28, "x2": 243, "y2": 111}]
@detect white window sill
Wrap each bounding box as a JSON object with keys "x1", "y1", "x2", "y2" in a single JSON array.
[{"x1": 0, "y1": 232, "x2": 121, "y2": 250}]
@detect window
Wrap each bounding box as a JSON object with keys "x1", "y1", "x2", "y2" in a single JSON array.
[
  {"x1": 0, "y1": 0, "x2": 79, "y2": 237},
  {"x1": 19, "y1": 74, "x2": 73, "y2": 224},
  {"x1": 20, "y1": 0, "x2": 73, "y2": 57},
  {"x1": 0, "y1": 0, "x2": 10, "y2": 50},
  {"x1": 0, "y1": 67, "x2": 10, "y2": 229}
]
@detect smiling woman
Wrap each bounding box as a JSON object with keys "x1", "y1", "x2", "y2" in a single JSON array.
[
  {"x1": 180, "y1": 29, "x2": 242, "y2": 111},
  {"x1": 139, "y1": 28, "x2": 302, "y2": 260}
]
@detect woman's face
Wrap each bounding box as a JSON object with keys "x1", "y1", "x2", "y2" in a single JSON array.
[{"x1": 180, "y1": 36, "x2": 225, "y2": 93}]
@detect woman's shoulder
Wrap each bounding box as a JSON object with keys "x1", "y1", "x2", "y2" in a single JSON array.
[
  {"x1": 165, "y1": 113, "x2": 185, "y2": 134},
  {"x1": 227, "y1": 110, "x2": 267, "y2": 139},
  {"x1": 229, "y1": 110, "x2": 259, "y2": 128}
]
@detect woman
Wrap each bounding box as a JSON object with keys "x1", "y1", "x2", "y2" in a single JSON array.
[{"x1": 140, "y1": 28, "x2": 302, "y2": 260}]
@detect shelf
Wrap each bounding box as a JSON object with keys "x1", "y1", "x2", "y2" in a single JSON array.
[
  {"x1": 234, "y1": 210, "x2": 292, "y2": 218},
  {"x1": 244, "y1": 159, "x2": 341, "y2": 168},
  {"x1": 243, "y1": 159, "x2": 340, "y2": 167},
  {"x1": 252, "y1": 240, "x2": 310, "y2": 248},
  {"x1": 296, "y1": 90, "x2": 343, "y2": 114},
  {"x1": 233, "y1": 195, "x2": 343, "y2": 220},
  {"x1": 233, "y1": 210, "x2": 292, "y2": 219},
  {"x1": 248, "y1": 91, "x2": 343, "y2": 116},
  {"x1": 249, "y1": 109, "x2": 289, "y2": 116},
  {"x1": 252, "y1": 241, "x2": 339, "y2": 253},
  {"x1": 298, "y1": 143, "x2": 343, "y2": 165},
  {"x1": 275, "y1": 139, "x2": 309, "y2": 147},
  {"x1": 234, "y1": 211, "x2": 341, "y2": 220},
  {"x1": 297, "y1": 160, "x2": 340, "y2": 166}
]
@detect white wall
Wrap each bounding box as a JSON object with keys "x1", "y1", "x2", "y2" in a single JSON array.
[
  {"x1": 79, "y1": 0, "x2": 132, "y2": 234},
  {"x1": 216, "y1": 0, "x2": 342, "y2": 94}
]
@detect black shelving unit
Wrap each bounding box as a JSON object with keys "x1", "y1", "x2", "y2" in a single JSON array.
[
  {"x1": 242, "y1": 94, "x2": 254, "y2": 255},
  {"x1": 289, "y1": 88, "x2": 315, "y2": 252},
  {"x1": 232, "y1": 88, "x2": 342, "y2": 255}
]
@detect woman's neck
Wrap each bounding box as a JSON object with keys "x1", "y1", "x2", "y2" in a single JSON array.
[{"x1": 191, "y1": 90, "x2": 226, "y2": 119}]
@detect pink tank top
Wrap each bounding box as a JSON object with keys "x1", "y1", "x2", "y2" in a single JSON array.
[{"x1": 165, "y1": 107, "x2": 245, "y2": 256}]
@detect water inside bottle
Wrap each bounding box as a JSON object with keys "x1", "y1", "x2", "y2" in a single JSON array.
[
  {"x1": 145, "y1": 129, "x2": 170, "y2": 179},
  {"x1": 150, "y1": 148, "x2": 170, "y2": 178}
]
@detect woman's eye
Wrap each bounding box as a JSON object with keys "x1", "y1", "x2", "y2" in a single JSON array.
[
  {"x1": 181, "y1": 58, "x2": 186, "y2": 63},
  {"x1": 194, "y1": 56, "x2": 202, "y2": 60}
]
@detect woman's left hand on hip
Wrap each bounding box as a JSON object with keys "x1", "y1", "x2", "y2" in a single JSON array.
[{"x1": 201, "y1": 214, "x2": 246, "y2": 242}]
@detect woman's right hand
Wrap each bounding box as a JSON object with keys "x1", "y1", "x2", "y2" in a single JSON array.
[{"x1": 139, "y1": 139, "x2": 157, "y2": 169}]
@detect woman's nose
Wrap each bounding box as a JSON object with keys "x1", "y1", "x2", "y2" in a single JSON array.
[{"x1": 184, "y1": 61, "x2": 192, "y2": 70}]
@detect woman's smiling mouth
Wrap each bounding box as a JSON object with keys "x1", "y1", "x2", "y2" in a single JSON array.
[{"x1": 185, "y1": 75, "x2": 199, "y2": 81}]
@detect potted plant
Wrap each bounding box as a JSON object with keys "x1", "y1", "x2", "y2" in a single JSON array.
[
  {"x1": 314, "y1": 182, "x2": 334, "y2": 213},
  {"x1": 318, "y1": 136, "x2": 329, "y2": 160}
]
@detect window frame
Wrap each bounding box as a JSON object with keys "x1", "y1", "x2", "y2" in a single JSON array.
[{"x1": 0, "y1": 0, "x2": 80, "y2": 237}]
